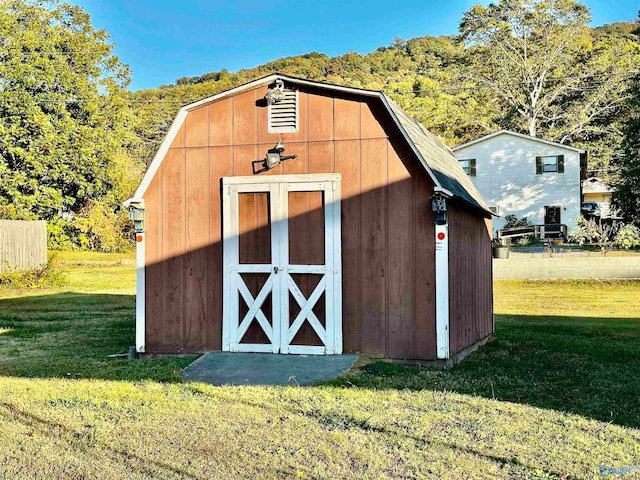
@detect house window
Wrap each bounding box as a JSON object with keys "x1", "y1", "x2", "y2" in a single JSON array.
[
  {"x1": 536, "y1": 155, "x2": 564, "y2": 174},
  {"x1": 543, "y1": 156, "x2": 558, "y2": 172},
  {"x1": 458, "y1": 158, "x2": 476, "y2": 176}
]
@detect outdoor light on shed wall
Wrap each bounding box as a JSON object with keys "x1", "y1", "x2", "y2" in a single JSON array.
[
  {"x1": 265, "y1": 79, "x2": 285, "y2": 105},
  {"x1": 256, "y1": 138, "x2": 297, "y2": 172},
  {"x1": 128, "y1": 205, "x2": 146, "y2": 233},
  {"x1": 431, "y1": 193, "x2": 447, "y2": 225}
]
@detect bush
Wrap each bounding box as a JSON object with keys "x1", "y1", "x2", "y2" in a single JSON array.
[
  {"x1": 570, "y1": 216, "x2": 599, "y2": 246},
  {"x1": 74, "y1": 202, "x2": 134, "y2": 253},
  {"x1": 47, "y1": 217, "x2": 77, "y2": 250},
  {"x1": 0, "y1": 254, "x2": 65, "y2": 289},
  {"x1": 514, "y1": 235, "x2": 539, "y2": 246},
  {"x1": 503, "y1": 215, "x2": 532, "y2": 228},
  {"x1": 571, "y1": 216, "x2": 620, "y2": 255},
  {"x1": 615, "y1": 224, "x2": 640, "y2": 249}
]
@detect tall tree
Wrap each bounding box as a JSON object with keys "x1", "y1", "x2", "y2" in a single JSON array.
[
  {"x1": 459, "y1": 0, "x2": 636, "y2": 144},
  {"x1": 612, "y1": 16, "x2": 640, "y2": 223},
  {"x1": 0, "y1": 0, "x2": 132, "y2": 221}
]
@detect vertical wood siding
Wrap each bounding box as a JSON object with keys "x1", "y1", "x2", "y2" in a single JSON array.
[
  {"x1": 144, "y1": 85, "x2": 461, "y2": 359},
  {"x1": 447, "y1": 205, "x2": 494, "y2": 355},
  {"x1": 0, "y1": 220, "x2": 47, "y2": 273}
]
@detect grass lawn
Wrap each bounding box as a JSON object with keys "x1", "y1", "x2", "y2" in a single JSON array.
[{"x1": 1, "y1": 252, "x2": 639, "y2": 479}]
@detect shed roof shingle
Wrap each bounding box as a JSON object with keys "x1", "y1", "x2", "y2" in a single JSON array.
[{"x1": 384, "y1": 97, "x2": 490, "y2": 214}]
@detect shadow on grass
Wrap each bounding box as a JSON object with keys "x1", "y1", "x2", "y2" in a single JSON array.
[
  {"x1": 0, "y1": 292, "x2": 193, "y2": 382},
  {"x1": 329, "y1": 313, "x2": 640, "y2": 429},
  {"x1": 3, "y1": 292, "x2": 640, "y2": 429}
]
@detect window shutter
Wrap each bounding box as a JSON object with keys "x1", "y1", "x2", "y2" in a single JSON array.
[
  {"x1": 536, "y1": 156, "x2": 542, "y2": 174},
  {"x1": 268, "y1": 89, "x2": 299, "y2": 133},
  {"x1": 470, "y1": 158, "x2": 476, "y2": 176},
  {"x1": 557, "y1": 155, "x2": 564, "y2": 173}
]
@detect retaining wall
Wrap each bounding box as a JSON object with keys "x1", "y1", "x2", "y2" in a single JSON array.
[{"x1": 493, "y1": 256, "x2": 640, "y2": 280}]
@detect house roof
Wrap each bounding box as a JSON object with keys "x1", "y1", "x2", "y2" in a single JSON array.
[
  {"x1": 126, "y1": 74, "x2": 491, "y2": 216},
  {"x1": 452, "y1": 129, "x2": 586, "y2": 154},
  {"x1": 582, "y1": 177, "x2": 614, "y2": 194}
]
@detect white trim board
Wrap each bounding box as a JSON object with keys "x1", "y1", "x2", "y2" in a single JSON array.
[
  {"x1": 223, "y1": 173, "x2": 342, "y2": 185},
  {"x1": 222, "y1": 173, "x2": 342, "y2": 355},
  {"x1": 135, "y1": 232, "x2": 146, "y2": 353},
  {"x1": 128, "y1": 109, "x2": 188, "y2": 204},
  {"x1": 435, "y1": 223, "x2": 450, "y2": 359}
]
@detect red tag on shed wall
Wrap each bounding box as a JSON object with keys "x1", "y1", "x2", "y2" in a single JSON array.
[
  {"x1": 136, "y1": 235, "x2": 143, "y2": 243},
  {"x1": 437, "y1": 232, "x2": 445, "y2": 241}
]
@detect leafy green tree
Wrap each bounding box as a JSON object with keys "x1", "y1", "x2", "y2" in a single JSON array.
[
  {"x1": 460, "y1": 0, "x2": 591, "y2": 137},
  {"x1": 612, "y1": 70, "x2": 640, "y2": 223},
  {"x1": 0, "y1": 0, "x2": 132, "y2": 223},
  {"x1": 459, "y1": 0, "x2": 638, "y2": 152}
]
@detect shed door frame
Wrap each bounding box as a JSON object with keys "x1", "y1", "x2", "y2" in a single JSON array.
[{"x1": 222, "y1": 174, "x2": 342, "y2": 355}]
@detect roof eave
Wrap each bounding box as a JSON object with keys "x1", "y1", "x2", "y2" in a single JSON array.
[
  {"x1": 379, "y1": 94, "x2": 443, "y2": 191},
  {"x1": 453, "y1": 129, "x2": 586, "y2": 154},
  {"x1": 183, "y1": 73, "x2": 383, "y2": 112},
  {"x1": 127, "y1": 74, "x2": 492, "y2": 218}
]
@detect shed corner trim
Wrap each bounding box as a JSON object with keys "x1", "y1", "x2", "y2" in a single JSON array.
[{"x1": 435, "y1": 223, "x2": 450, "y2": 359}]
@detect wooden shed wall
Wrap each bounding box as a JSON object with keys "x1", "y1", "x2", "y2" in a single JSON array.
[
  {"x1": 143, "y1": 85, "x2": 441, "y2": 359},
  {"x1": 447, "y1": 205, "x2": 494, "y2": 355}
]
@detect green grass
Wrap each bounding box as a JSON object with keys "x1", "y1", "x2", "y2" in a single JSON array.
[
  {"x1": 334, "y1": 280, "x2": 640, "y2": 428},
  {"x1": 1, "y1": 253, "x2": 640, "y2": 479}
]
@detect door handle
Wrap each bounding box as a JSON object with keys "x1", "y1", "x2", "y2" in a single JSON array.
[{"x1": 273, "y1": 266, "x2": 280, "y2": 274}]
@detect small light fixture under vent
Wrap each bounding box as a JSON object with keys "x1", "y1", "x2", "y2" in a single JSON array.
[{"x1": 266, "y1": 80, "x2": 299, "y2": 133}]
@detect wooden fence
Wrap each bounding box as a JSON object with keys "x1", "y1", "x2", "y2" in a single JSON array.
[{"x1": 0, "y1": 220, "x2": 47, "y2": 273}]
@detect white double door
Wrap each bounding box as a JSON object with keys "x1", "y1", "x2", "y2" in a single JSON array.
[{"x1": 222, "y1": 174, "x2": 342, "y2": 355}]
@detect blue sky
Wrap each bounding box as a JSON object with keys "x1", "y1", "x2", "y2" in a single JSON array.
[{"x1": 73, "y1": 0, "x2": 638, "y2": 91}]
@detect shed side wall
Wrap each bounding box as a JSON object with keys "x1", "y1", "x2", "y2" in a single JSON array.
[
  {"x1": 145, "y1": 86, "x2": 441, "y2": 359},
  {"x1": 447, "y1": 204, "x2": 493, "y2": 355}
]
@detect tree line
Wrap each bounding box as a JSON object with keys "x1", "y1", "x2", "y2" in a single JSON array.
[{"x1": 1, "y1": 0, "x2": 639, "y2": 251}]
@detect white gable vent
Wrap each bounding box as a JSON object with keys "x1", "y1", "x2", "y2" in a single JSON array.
[{"x1": 267, "y1": 88, "x2": 299, "y2": 133}]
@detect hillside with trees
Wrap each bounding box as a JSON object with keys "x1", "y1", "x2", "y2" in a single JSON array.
[
  {"x1": 130, "y1": 5, "x2": 640, "y2": 178},
  {"x1": 1, "y1": 0, "x2": 639, "y2": 251}
]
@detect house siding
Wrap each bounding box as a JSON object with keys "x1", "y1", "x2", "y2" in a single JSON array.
[{"x1": 454, "y1": 134, "x2": 581, "y2": 234}]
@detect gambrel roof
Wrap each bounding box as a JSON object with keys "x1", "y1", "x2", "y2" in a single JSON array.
[{"x1": 127, "y1": 74, "x2": 491, "y2": 216}]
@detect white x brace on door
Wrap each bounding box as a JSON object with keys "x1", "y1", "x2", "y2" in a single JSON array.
[{"x1": 222, "y1": 174, "x2": 342, "y2": 355}]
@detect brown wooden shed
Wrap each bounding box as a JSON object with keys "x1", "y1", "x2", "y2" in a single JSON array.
[{"x1": 125, "y1": 74, "x2": 494, "y2": 363}]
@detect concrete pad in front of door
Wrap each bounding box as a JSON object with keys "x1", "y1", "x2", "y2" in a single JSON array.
[{"x1": 181, "y1": 352, "x2": 360, "y2": 386}]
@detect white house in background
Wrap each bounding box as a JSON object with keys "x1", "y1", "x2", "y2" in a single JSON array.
[
  {"x1": 452, "y1": 130, "x2": 585, "y2": 235},
  {"x1": 582, "y1": 177, "x2": 617, "y2": 219}
]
